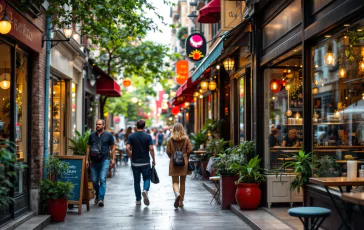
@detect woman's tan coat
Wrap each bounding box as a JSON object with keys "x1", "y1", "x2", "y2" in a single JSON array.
[{"x1": 166, "y1": 137, "x2": 193, "y2": 176}]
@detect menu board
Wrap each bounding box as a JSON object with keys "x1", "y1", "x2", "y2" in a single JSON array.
[{"x1": 56, "y1": 156, "x2": 85, "y2": 214}]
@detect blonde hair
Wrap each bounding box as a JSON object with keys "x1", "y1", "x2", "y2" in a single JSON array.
[{"x1": 170, "y1": 123, "x2": 187, "y2": 140}]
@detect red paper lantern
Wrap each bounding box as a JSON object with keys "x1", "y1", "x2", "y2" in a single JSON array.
[
  {"x1": 270, "y1": 79, "x2": 281, "y2": 93},
  {"x1": 122, "y1": 78, "x2": 132, "y2": 87},
  {"x1": 175, "y1": 60, "x2": 189, "y2": 85},
  {"x1": 171, "y1": 106, "x2": 180, "y2": 116},
  {"x1": 114, "y1": 116, "x2": 120, "y2": 124}
]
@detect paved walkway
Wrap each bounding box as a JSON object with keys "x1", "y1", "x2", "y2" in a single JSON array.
[{"x1": 45, "y1": 152, "x2": 251, "y2": 230}]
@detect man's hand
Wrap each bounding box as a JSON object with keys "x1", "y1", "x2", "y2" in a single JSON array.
[
  {"x1": 152, "y1": 160, "x2": 156, "y2": 166},
  {"x1": 111, "y1": 159, "x2": 116, "y2": 167},
  {"x1": 86, "y1": 160, "x2": 90, "y2": 168}
]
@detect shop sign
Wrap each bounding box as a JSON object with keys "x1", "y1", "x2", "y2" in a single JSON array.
[
  {"x1": 175, "y1": 60, "x2": 189, "y2": 85},
  {"x1": 0, "y1": 3, "x2": 42, "y2": 52},
  {"x1": 185, "y1": 33, "x2": 206, "y2": 62},
  {"x1": 221, "y1": 0, "x2": 246, "y2": 31}
]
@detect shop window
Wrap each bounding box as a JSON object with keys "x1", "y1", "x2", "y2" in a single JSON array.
[
  {"x1": 211, "y1": 22, "x2": 221, "y2": 39},
  {"x1": 262, "y1": 0, "x2": 302, "y2": 49},
  {"x1": 239, "y1": 78, "x2": 245, "y2": 143},
  {"x1": 312, "y1": 22, "x2": 364, "y2": 177},
  {"x1": 207, "y1": 94, "x2": 212, "y2": 119},
  {"x1": 71, "y1": 83, "x2": 77, "y2": 138},
  {"x1": 264, "y1": 55, "x2": 303, "y2": 169}
]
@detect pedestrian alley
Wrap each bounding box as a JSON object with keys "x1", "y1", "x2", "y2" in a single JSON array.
[{"x1": 44, "y1": 153, "x2": 252, "y2": 230}]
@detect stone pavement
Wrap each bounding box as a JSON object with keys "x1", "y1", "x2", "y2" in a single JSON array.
[{"x1": 45, "y1": 152, "x2": 252, "y2": 230}]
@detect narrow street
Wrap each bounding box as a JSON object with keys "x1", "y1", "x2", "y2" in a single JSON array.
[{"x1": 45, "y1": 152, "x2": 252, "y2": 230}]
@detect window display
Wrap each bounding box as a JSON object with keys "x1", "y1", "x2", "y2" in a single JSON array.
[
  {"x1": 50, "y1": 79, "x2": 66, "y2": 155},
  {"x1": 71, "y1": 82, "x2": 77, "y2": 138}
]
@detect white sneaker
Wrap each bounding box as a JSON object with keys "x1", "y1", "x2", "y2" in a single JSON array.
[{"x1": 142, "y1": 190, "x2": 150, "y2": 206}]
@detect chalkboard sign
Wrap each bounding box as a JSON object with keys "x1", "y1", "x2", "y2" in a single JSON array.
[{"x1": 57, "y1": 156, "x2": 86, "y2": 214}]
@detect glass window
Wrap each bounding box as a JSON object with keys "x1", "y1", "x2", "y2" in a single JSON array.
[
  {"x1": 264, "y1": 55, "x2": 303, "y2": 169},
  {"x1": 207, "y1": 94, "x2": 212, "y2": 119},
  {"x1": 51, "y1": 79, "x2": 66, "y2": 155},
  {"x1": 239, "y1": 78, "x2": 245, "y2": 142},
  {"x1": 312, "y1": 22, "x2": 364, "y2": 177},
  {"x1": 262, "y1": 0, "x2": 302, "y2": 49},
  {"x1": 71, "y1": 83, "x2": 77, "y2": 138}
]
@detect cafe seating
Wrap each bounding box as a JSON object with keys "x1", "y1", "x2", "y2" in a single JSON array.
[
  {"x1": 209, "y1": 176, "x2": 220, "y2": 205},
  {"x1": 288, "y1": 207, "x2": 331, "y2": 230}
]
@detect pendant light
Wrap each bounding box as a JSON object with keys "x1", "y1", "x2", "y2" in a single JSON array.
[
  {"x1": 200, "y1": 80, "x2": 208, "y2": 90},
  {"x1": 324, "y1": 43, "x2": 336, "y2": 67},
  {"x1": 338, "y1": 67, "x2": 347, "y2": 78},
  {"x1": 208, "y1": 80, "x2": 217, "y2": 91},
  {"x1": 0, "y1": 7, "x2": 11, "y2": 35},
  {"x1": 0, "y1": 62, "x2": 10, "y2": 90},
  {"x1": 223, "y1": 57, "x2": 235, "y2": 72},
  {"x1": 359, "y1": 57, "x2": 364, "y2": 72},
  {"x1": 286, "y1": 86, "x2": 292, "y2": 117}
]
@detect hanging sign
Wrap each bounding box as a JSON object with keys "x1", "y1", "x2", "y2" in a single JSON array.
[
  {"x1": 221, "y1": 1, "x2": 246, "y2": 31},
  {"x1": 185, "y1": 33, "x2": 207, "y2": 62},
  {"x1": 175, "y1": 60, "x2": 189, "y2": 85}
]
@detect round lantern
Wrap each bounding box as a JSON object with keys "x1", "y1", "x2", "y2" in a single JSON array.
[
  {"x1": 171, "y1": 106, "x2": 180, "y2": 116},
  {"x1": 208, "y1": 81, "x2": 217, "y2": 91},
  {"x1": 270, "y1": 79, "x2": 281, "y2": 93},
  {"x1": 184, "y1": 102, "x2": 190, "y2": 107},
  {"x1": 200, "y1": 80, "x2": 208, "y2": 90},
  {"x1": 122, "y1": 78, "x2": 132, "y2": 87},
  {"x1": 114, "y1": 116, "x2": 120, "y2": 124}
]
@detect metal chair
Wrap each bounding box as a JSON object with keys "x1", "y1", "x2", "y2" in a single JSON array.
[{"x1": 288, "y1": 207, "x2": 331, "y2": 230}]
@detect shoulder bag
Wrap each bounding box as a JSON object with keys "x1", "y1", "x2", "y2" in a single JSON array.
[
  {"x1": 90, "y1": 133, "x2": 106, "y2": 162},
  {"x1": 172, "y1": 139, "x2": 185, "y2": 166}
]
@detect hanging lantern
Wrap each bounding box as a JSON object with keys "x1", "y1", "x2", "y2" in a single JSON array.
[
  {"x1": 286, "y1": 109, "x2": 292, "y2": 117},
  {"x1": 122, "y1": 78, "x2": 132, "y2": 87},
  {"x1": 0, "y1": 73, "x2": 10, "y2": 90},
  {"x1": 161, "y1": 101, "x2": 168, "y2": 110},
  {"x1": 184, "y1": 102, "x2": 190, "y2": 107},
  {"x1": 270, "y1": 79, "x2": 281, "y2": 93},
  {"x1": 223, "y1": 57, "x2": 235, "y2": 72},
  {"x1": 193, "y1": 92, "x2": 200, "y2": 97},
  {"x1": 171, "y1": 106, "x2": 180, "y2": 116},
  {"x1": 324, "y1": 44, "x2": 336, "y2": 66},
  {"x1": 175, "y1": 60, "x2": 189, "y2": 85},
  {"x1": 200, "y1": 80, "x2": 208, "y2": 90},
  {"x1": 114, "y1": 116, "x2": 120, "y2": 124},
  {"x1": 285, "y1": 84, "x2": 291, "y2": 91},
  {"x1": 170, "y1": 90, "x2": 176, "y2": 97},
  {"x1": 208, "y1": 81, "x2": 217, "y2": 91},
  {"x1": 359, "y1": 58, "x2": 364, "y2": 72},
  {"x1": 312, "y1": 87, "x2": 319, "y2": 94},
  {"x1": 0, "y1": 11, "x2": 12, "y2": 35},
  {"x1": 338, "y1": 67, "x2": 347, "y2": 78}
]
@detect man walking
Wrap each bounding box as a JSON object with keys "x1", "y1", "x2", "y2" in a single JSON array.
[
  {"x1": 126, "y1": 119, "x2": 156, "y2": 206},
  {"x1": 86, "y1": 119, "x2": 116, "y2": 207}
]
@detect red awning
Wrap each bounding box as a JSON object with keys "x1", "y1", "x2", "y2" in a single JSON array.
[
  {"x1": 197, "y1": 0, "x2": 221, "y2": 24},
  {"x1": 93, "y1": 65, "x2": 121, "y2": 97}
]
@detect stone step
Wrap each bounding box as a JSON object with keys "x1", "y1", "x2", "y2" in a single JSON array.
[
  {"x1": 13, "y1": 215, "x2": 50, "y2": 230},
  {"x1": 1, "y1": 212, "x2": 35, "y2": 230}
]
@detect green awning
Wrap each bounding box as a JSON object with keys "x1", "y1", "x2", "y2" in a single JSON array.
[{"x1": 191, "y1": 35, "x2": 225, "y2": 82}]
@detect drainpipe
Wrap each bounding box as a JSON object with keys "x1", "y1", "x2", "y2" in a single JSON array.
[{"x1": 43, "y1": 15, "x2": 51, "y2": 178}]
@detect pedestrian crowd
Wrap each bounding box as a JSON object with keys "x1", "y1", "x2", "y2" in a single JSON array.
[{"x1": 86, "y1": 119, "x2": 192, "y2": 209}]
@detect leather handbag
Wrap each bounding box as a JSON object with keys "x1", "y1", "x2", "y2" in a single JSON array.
[
  {"x1": 172, "y1": 140, "x2": 185, "y2": 166},
  {"x1": 151, "y1": 166, "x2": 159, "y2": 184}
]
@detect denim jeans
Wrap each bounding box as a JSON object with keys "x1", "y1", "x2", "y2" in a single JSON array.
[
  {"x1": 91, "y1": 159, "x2": 110, "y2": 201},
  {"x1": 131, "y1": 164, "x2": 151, "y2": 201}
]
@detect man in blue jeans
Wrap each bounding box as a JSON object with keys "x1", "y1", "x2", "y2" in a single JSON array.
[
  {"x1": 126, "y1": 120, "x2": 156, "y2": 206},
  {"x1": 86, "y1": 119, "x2": 116, "y2": 207}
]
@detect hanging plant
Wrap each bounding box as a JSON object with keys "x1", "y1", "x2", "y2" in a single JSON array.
[
  {"x1": 345, "y1": 29, "x2": 364, "y2": 62},
  {"x1": 177, "y1": 27, "x2": 188, "y2": 48}
]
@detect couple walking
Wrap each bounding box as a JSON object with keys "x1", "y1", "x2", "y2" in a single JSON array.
[{"x1": 87, "y1": 119, "x2": 192, "y2": 208}]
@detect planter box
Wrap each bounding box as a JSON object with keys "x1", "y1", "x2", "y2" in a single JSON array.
[
  {"x1": 201, "y1": 159, "x2": 209, "y2": 180},
  {"x1": 220, "y1": 175, "x2": 239, "y2": 209}
]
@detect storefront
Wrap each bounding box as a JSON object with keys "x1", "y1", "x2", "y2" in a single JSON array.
[{"x1": 0, "y1": 1, "x2": 46, "y2": 225}]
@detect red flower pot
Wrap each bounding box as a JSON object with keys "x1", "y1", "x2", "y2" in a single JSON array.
[
  {"x1": 48, "y1": 198, "x2": 68, "y2": 222},
  {"x1": 235, "y1": 183, "x2": 261, "y2": 210}
]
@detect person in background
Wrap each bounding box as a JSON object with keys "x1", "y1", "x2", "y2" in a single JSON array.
[
  {"x1": 123, "y1": 127, "x2": 133, "y2": 164},
  {"x1": 166, "y1": 123, "x2": 192, "y2": 208},
  {"x1": 156, "y1": 129, "x2": 166, "y2": 154},
  {"x1": 86, "y1": 119, "x2": 115, "y2": 207},
  {"x1": 118, "y1": 128, "x2": 125, "y2": 140},
  {"x1": 282, "y1": 129, "x2": 299, "y2": 147},
  {"x1": 151, "y1": 128, "x2": 156, "y2": 146},
  {"x1": 114, "y1": 134, "x2": 126, "y2": 165},
  {"x1": 269, "y1": 128, "x2": 280, "y2": 147},
  {"x1": 126, "y1": 119, "x2": 156, "y2": 206}
]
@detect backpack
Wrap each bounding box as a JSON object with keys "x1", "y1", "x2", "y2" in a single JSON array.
[
  {"x1": 90, "y1": 133, "x2": 106, "y2": 162},
  {"x1": 172, "y1": 139, "x2": 185, "y2": 166}
]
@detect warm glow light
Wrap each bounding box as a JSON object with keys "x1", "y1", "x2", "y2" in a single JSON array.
[
  {"x1": 193, "y1": 92, "x2": 200, "y2": 97},
  {"x1": 168, "y1": 79, "x2": 174, "y2": 86},
  {"x1": 359, "y1": 59, "x2": 364, "y2": 72},
  {"x1": 295, "y1": 112, "x2": 300, "y2": 119},
  {"x1": 161, "y1": 101, "x2": 168, "y2": 110},
  {"x1": 216, "y1": 65, "x2": 220, "y2": 70},
  {"x1": 199, "y1": 89, "x2": 203, "y2": 93},
  {"x1": 200, "y1": 80, "x2": 208, "y2": 90},
  {"x1": 334, "y1": 110, "x2": 340, "y2": 118},
  {"x1": 131, "y1": 97, "x2": 138, "y2": 103},
  {"x1": 272, "y1": 97, "x2": 275, "y2": 100},
  {"x1": 324, "y1": 45, "x2": 336, "y2": 66},
  {"x1": 208, "y1": 81, "x2": 217, "y2": 91},
  {"x1": 312, "y1": 87, "x2": 319, "y2": 94},
  {"x1": 170, "y1": 90, "x2": 176, "y2": 97},
  {"x1": 223, "y1": 57, "x2": 235, "y2": 72},
  {"x1": 63, "y1": 26, "x2": 73, "y2": 39},
  {"x1": 271, "y1": 81, "x2": 279, "y2": 91},
  {"x1": 184, "y1": 102, "x2": 190, "y2": 107},
  {"x1": 199, "y1": 95, "x2": 203, "y2": 98},
  {"x1": 0, "y1": 12, "x2": 11, "y2": 35},
  {"x1": 285, "y1": 84, "x2": 291, "y2": 91},
  {"x1": 338, "y1": 67, "x2": 347, "y2": 78},
  {"x1": 0, "y1": 73, "x2": 10, "y2": 90},
  {"x1": 314, "y1": 80, "x2": 318, "y2": 86},
  {"x1": 286, "y1": 110, "x2": 292, "y2": 117}
]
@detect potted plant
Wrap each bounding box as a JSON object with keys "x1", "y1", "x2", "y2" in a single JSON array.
[
  {"x1": 40, "y1": 156, "x2": 74, "y2": 222},
  {"x1": 68, "y1": 129, "x2": 91, "y2": 156},
  {"x1": 316, "y1": 155, "x2": 340, "y2": 177},
  {"x1": 231, "y1": 155, "x2": 265, "y2": 210},
  {"x1": 190, "y1": 131, "x2": 208, "y2": 150},
  {"x1": 278, "y1": 150, "x2": 314, "y2": 199}
]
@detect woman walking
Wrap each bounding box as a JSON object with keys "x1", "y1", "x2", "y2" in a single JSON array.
[
  {"x1": 123, "y1": 127, "x2": 133, "y2": 164},
  {"x1": 166, "y1": 123, "x2": 192, "y2": 208}
]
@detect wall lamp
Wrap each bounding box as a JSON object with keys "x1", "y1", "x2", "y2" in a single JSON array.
[
  {"x1": 42, "y1": 25, "x2": 73, "y2": 48},
  {"x1": 0, "y1": 2, "x2": 11, "y2": 34}
]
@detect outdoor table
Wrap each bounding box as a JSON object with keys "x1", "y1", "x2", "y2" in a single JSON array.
[
  {"x1": 341, "y1": 192, "x2": 364, "y2": 230},
  {"x1": 309, "y1": 177, "x2": 364, "y2": 230}
]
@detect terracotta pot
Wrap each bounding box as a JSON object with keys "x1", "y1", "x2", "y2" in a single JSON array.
[
  {"x1": 235, "y1": 183, "x2": 261, "y2": 210},
  {"x1": 48, "y1": 198, "x2": 68, "y2": 222},
  {"x1": 220, "y1": 175, "x2": 239, "y2": 209}
]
